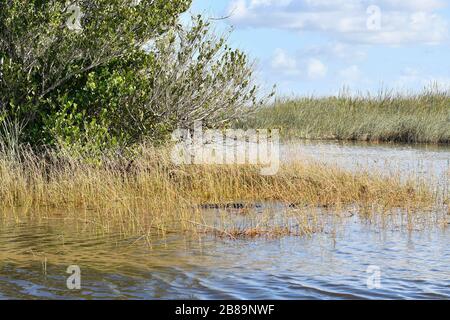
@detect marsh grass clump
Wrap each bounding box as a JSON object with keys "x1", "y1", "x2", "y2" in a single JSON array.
[
  {"x1": 0, "y1": 144, "x2": 436, "y2": 238},
  {"x1": 243, "y1": 89, "x2": 450, "y2": 144}
]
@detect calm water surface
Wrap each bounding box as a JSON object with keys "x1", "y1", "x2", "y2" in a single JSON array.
[
  {"x1": 0, "y1": 141, "x2": 449, "y2": 299},
  {"x1": 283, "y1": 141, "x2": 450, "y2": 190}
]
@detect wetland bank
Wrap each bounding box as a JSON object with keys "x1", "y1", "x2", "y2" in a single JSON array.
[
  {"x1": 1, "y1": 1, "x2": 449, "y2": 300},
  {"x1": 1, "y1": 100, "x2": 449, "y2": 299},
  {"x1": 1, "y1": 90, "x2": 449, "y2": 301},
  {"x1": 0, "y1": 142, "x2": 444, "y2": 237},
  {"x1": 0, "y1": 140, "x2": 449, "y2": 299}
]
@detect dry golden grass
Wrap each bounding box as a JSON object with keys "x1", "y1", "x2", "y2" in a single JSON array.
[{"x1": 0, "y1": 145, "x2": 437, "y2": 238}]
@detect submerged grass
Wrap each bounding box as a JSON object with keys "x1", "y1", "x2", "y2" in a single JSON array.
[
  {"x1": 243, "y1": 90, "x2": 450, "y2": 143},
  {"x1": 0, "y1": 144, "x2": 441, "y2": 238}
]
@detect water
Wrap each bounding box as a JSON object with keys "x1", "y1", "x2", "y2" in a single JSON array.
[
  {"x1": 283, "y1": 141, "x2": 450, "y2": 189},
  {"x1": 0, "y1": 141, "x2": 449, "y2": 300}
]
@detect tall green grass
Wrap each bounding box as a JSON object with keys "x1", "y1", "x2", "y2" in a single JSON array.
[{"x1": 243, "y1": 90, "x2": 450, "y2": 143}]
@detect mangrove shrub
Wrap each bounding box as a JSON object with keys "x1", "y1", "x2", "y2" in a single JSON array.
[{"x1": 0, "y1": 1, "x2": 268, "y2": 154}]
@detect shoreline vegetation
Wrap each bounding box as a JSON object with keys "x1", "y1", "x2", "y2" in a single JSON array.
[
  {"x1": 1, "y1": 145, "x2": 445, "y2": 239},
  {"x1": 242, "y1": 90, "x2": 450, "y2": 144},
  {"x1": 1, "y1": 4, "x2": 448, "y2": 241}
]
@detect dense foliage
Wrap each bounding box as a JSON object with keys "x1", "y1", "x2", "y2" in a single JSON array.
[{"x1": 0, "y1": 1, "x2": 267, "y2": 154}]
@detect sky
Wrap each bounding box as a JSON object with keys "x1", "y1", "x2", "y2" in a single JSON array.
[{"x1": 188, "y1": 0, "x2": 450, "y2": 96}]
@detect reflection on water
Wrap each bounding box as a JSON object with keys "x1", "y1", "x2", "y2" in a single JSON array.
[
  {"x1": 1, "y1": 215, "x2": 449, "y2": 299},
  {"x1": 0, "y1": 141, "x2": 449, "y2": 299}
]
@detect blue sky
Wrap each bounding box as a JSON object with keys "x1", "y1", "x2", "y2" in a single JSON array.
[{"x1": 188, "y1": 0, "x2": 450, "y2": 96}]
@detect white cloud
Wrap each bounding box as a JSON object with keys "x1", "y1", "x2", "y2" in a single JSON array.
[
  {"x1": 270, "y1": 49, "x2": 301, "y2": 76},
  {"x1": 339, "y1": 65, "x2": 363, "y2": 82},
  {"x1": 229, "y1": 0, "x2": 248, "y2": 19},
  {"x1": 394, "y1": 67, "x2": 450, "y2": 91},
  {"x1": 304, "y1": 42, "x2": 367, "y2": 62},
  {"x1": 249, "y1": 0, "x2": 292, "y2": 8},
  {"x1": 379, "y1": 0, "x2": 445, "y2": 11},
  {"x1": 227, "y1": 0, "x2": 450, "y2": 45},
  {"x1": 307, "y1": 58, "x2": 327, "y2": 79},
  {"x1": 270, "y1": 50, "x2": 329, "y2": 80},
  {"x1": 272, "y1": 49, "x2": 297, "y2": 69}
]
